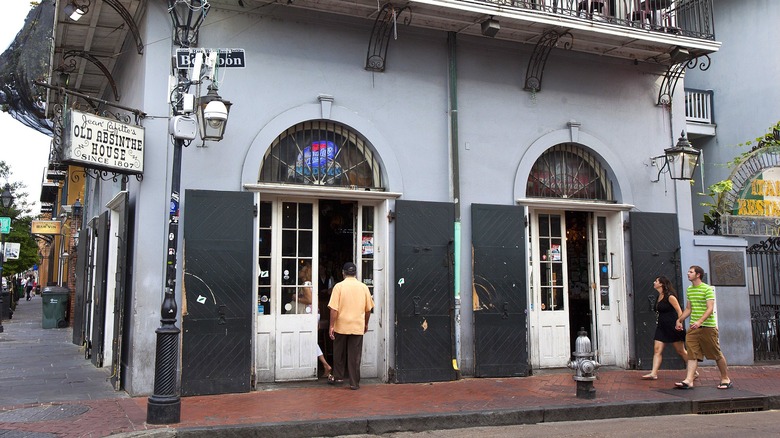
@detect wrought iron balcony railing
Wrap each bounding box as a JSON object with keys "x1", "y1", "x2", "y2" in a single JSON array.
[{"x1": 470, "y1": 0, "x2": 715, "y2": 40}]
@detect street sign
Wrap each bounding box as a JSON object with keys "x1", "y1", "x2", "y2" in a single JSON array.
[
  {"x1": 0, "y1": 216, "x2": 10, "y2": 234},
  {"x1": 175, "y1": 48, "x2": 246, "y2": 69}
]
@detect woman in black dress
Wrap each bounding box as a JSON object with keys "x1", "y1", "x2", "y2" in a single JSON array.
[{"x1": 642, "y1": 276, "x2": 692, "y2": 380}]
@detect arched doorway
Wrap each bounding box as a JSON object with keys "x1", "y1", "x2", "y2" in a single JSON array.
[
  {"x1": 524, "y1": 143, "x2": 628, "y2": 368},
  {"x1": 252, "y1": 120, "x2": 389, "y2": 382}
]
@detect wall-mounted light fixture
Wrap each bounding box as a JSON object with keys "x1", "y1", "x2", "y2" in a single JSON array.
[
  {"x1": 481, "y1": 16, "x2": 500, "y2": 38},
  {"x1": 196, "y1": 85, "x2": 232, "y2": 142},
  {"x1": 63, "y1": 0, "x2": 90, "y2": 22},
  {"x1": 651, "y1": 131, "x2": 701, "y2": 182}
]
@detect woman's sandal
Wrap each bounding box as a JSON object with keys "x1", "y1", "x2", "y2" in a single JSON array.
[
  {"x1": 717, "y1": 381, "x2": 733, "y2": 389},
  {"x1": 641, "y1": 374, "x2": 658, "y2": 380},
  {"x1": 674, "y1": 381, "x2": 693, "y2": 389}
]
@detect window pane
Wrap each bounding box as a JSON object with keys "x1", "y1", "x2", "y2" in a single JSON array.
[
  {"x1": 259, "y1": 201, "x2": 272, "y2": 228},
  {"x1": 282, "y1": 202, "x2": 297, "y2": 228},
  {"x1": 281, "y1": 230, "x2": 296, "y2": 257},
  {"x1": 298, "y1": 230, "x2": 312, "y2": 257},
  {"x1": 299, "y1": 203, "x2": 313, "y2": 228},
  {"x1": 258, "y1": 229, "x2": 271, "y2": 256}
]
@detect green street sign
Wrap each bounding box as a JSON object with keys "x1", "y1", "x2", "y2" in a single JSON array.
[{"x1": 0, "y1": 216, "x2": 10, "y2": 234}]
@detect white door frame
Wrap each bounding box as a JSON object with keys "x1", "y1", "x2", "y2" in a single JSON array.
[
  {"x1": 521, "y1": 199, "x2": 632, "y2": 369},
  {"x1": 248, "y1": 185, "x2": 399, "y2": 383}
]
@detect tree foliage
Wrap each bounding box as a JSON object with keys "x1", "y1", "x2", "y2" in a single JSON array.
[{"x1": 1, "y1": 160, "x2": 40, "y2": 277}]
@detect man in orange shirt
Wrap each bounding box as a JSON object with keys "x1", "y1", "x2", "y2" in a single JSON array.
[{"x1": 328, "y1": 262, "x2": 374, "y2": 390}]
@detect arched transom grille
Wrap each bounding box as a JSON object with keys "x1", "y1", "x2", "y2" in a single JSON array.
[
  {"x1": 259, "y1": 121, "x2": 383, "y2": 189},
  {"x1": 526, "y1": 143, "x2": 613, "y2": 201}
]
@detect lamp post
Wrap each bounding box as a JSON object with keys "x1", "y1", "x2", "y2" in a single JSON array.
[
  {"x1": 1, "y1": 183, "x2": 15, "y2": 334},
  {"x1": 148, "y1": 0, "x2": 231, "y2": 425}
]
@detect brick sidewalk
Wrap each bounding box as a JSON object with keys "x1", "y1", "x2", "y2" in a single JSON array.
[{"x1": 3, "y1": 298, "x2": 780, "y2": 437}]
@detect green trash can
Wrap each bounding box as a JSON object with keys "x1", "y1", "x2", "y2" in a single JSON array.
[{"x1": 42, "y1": 286, "x2": 70, "y2": 329}]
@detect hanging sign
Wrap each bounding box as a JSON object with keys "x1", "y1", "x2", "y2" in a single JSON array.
[
  {"x1": 62, "y1": 109, "x2": 145, "y2": 175},
  {"x1": 0, "y1": 216, "x2": 10, "y2": 234},
  {"x1": 3, "y1": 242, "x2": 20, "y2": 260},
  {"x1": 31, "y1": 220, "x2": 62, "y2": 235}
]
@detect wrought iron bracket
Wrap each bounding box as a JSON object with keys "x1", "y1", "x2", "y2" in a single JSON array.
[
  {"x1": 524, "y1": 29, "x2": 573, "y2": 92},
  {"x1": 365, "y1": 3, "x2": 412, "y2": 72},
  {"x1": 63, "y1": 50, "x2": 121, "y2": 101},
  {"x1": 103, "y1": 0, "x2": 144, "y2": 54},
  {"x1": 34, "y1": 80, "x2": 146, "y2": 121},
  {"x1": 657, "y1": 54, "x2": 711, "y2": 106}
]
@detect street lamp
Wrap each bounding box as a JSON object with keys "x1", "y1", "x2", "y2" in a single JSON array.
[
  {"x1": 1, "y1": 183, "x2": 15, "y2": 334},
  {"x1": 651, "y1": 131, "x2": 701, "y2": 182},
  {"x1": 148, "y1": 0, "x2": 231, "y2": 426}
]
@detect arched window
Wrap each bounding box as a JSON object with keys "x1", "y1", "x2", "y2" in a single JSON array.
[
  {"x1": 258, "y1": 120, "x2": 383, "y2": 189},
  {"x1": 526, "y1": 143, "x2": 613, "y2": 201}
]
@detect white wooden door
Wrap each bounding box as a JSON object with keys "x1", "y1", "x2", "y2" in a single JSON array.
[
  {"x1": 275, "y1": 200, "x2": 319, "y2": 381},
  {"x1": 590, "y1": 212, "x2": 626, "y2": 366},
  {"x1": 532, "y1": 212, "x2": 571, "y2": 367},
  {"x1": 357, "y1": 203, "x2": 379, "y2": 378}
]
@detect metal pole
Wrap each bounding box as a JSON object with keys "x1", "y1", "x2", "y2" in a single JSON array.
[
  {"x1": 0, "y1": 232, "x2": 5, "y2": 333},
  {"x1": 146, "y1": 136, "x2": 183, "y2": 424}
]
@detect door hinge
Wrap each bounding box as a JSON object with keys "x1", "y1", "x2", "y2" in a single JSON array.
[
  {"x1": 387, "y1": 210, "x2": 396, "y2": 222},
  {"x1": 253, "y1": 204, "x2": 258, "y2": 217},
  {"x1": 251, "y1": 370, "x2": 256, "y2": 388}
]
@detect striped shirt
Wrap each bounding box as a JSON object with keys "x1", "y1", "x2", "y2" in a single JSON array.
[{"x1": 687, "y1": 282, "x2": 716, "y2": 327}]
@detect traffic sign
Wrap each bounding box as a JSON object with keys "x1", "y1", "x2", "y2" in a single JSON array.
[{"x1": 0, "y1": 216, "x2": 10, "y2": 234}]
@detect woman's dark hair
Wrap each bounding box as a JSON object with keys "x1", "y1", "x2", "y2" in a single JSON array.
[{"x1": 656, "y1": 276, "x2": 677, "y2": 299}]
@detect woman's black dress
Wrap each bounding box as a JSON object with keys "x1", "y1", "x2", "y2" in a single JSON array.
[{"x1": 654, "y1": 294, "x2": 686, "y2": 343}]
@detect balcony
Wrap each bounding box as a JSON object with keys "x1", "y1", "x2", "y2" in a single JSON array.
[
  {"x1": 685, "y1": 88, "x2": 715, "y2": 138},
  {"x1": 225, "y1": 0, "x2": 720, "y2": 64}
]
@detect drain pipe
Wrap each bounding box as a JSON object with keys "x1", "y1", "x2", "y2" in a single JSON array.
[{"x1": 447, "y1": 31, "x2": 462, "y2": 379}]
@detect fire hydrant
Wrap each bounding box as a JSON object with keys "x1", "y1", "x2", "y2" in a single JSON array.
[{"x1": 567, "y1": 327, "x2": 600, "y2": 399}]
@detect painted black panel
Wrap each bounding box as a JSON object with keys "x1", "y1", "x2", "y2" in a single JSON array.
[
  {"x1": 71, "y1": 227, "x2": 89, "y2": 346},
  {"x1": 394, "y1": 200, "x2": 455, "y2": 383},
  {"x1": 629, "y1": 211, "x2": 684, "y2": 371},
  {"x1": 181, "y1": 190, "x2": 254, "y2": 396},
  {"x1": 472, "y1": 204, "x2": 529, "y2": 377},
  {"x1": 90, "y1": 211, "x2": 110, "y2": 367}
]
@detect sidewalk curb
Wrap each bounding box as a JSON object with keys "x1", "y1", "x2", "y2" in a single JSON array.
[{"x1": 112, "y1": 398, "x2": 702, "y2": 438}]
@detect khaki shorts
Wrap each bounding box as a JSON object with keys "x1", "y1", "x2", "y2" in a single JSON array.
[{"x1": 686, "y1": 326, "x2": 723, "y2": 361}]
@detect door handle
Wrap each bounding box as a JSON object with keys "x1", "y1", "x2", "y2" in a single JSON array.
[
  {"x1": 502, "y1": 302, "x2": 509, "y2": 319},
  {"x1": 413, "y1": 296, "x2": 421, "y2": 315}
]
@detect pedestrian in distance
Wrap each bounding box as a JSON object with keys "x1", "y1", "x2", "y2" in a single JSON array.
[
  {"x1": 674, "y1": 265, "x2": 732, "y2": 390},
  {"x1": 327, "y1": 262, "x2": 374, "y2": 390},
  {"x1": 642, "y1": 276, "x2": 697, "y2": 380},
  {"x1": 25, "y1": 275, "x2": 33, "y2": 301}
]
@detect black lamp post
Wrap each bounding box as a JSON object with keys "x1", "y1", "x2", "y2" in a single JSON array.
[
  {"x1": 148, "y1": 0, "x2": 228, "y2": 425},
  {"x1": 1, "y1": 183, "x2": 15, "y2": 334}
]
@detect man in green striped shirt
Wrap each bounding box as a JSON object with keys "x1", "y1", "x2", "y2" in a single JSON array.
[{"x1": 673, "y1": 265, "x2": 732, "y2": 390}]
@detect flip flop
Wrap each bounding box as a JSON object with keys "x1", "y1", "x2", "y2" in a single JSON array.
[
  {"x1": 641, "y1": 374, "x2": 658, "y2": 380},
  {"x1": 717, "y1": 381, "x2": 733, "y2": 389},
  {"x1": 674, "y1": 381, "x2": 692, "y2": 389}
]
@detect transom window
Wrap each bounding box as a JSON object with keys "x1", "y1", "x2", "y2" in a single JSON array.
[
  {"x1": 259, "y1": 121, "x2": 383, "y2": 189},
  {"x1": 526, "y1": 143, "x2": 613, "y2": 201}
]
